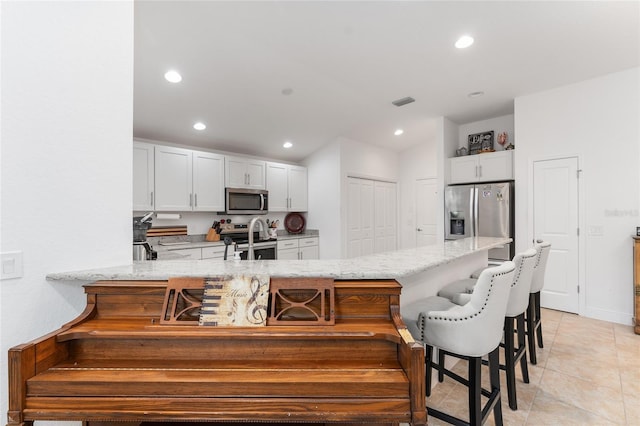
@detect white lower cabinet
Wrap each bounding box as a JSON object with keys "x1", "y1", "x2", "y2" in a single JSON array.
[
  {"x1": 171, "y1": 247, "x2": 203, "y2": 260},
  {"x1": 202, "y1": 245, "x2": 226, "y2": 259},
  {"x1": 277, "y1": 237, "x2": 319, "y2": 260},
  {"x1": 170, "y1": 245, "x2": 227, "y2": 260}
]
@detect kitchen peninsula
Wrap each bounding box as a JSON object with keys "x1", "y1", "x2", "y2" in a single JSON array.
[
  {"x1": 8, "y1": 237, "x2": 508, "y2": 426},
  {"x1": 48, "y1": 237, "x2": 507, "y2": 284}
]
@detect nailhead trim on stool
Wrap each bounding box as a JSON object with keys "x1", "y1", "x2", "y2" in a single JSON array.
[{"x1": 402, "y1": 262, "x2": 516, "y2": 426}]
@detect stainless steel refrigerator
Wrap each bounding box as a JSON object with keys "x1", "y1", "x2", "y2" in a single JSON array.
[{"x1": 444, "y1": 181, "x2": 514, "y2": 261}]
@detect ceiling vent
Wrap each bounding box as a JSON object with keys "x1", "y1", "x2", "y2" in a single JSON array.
[{"x1": 392, "y1": 97, "x2": 415, "y2": 107}]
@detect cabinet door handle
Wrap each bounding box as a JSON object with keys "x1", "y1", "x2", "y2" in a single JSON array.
[
  {"x1": 190, "y1": 193, "x2": 193, "y2": 207},
  {"x1": 194, "y1": 194, "x2": 198, "y2": 207},
  {"x1": 479, "y1": 165, "x2": 482, "y2": 177},
  {"x1": 150, "y1": 191, "x2": 154, "y2": 206},
  {"x1": 248, "y1": 174, "x2": 251, "y2": 185}
]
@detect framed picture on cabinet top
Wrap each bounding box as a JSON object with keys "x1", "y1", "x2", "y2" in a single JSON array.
[{"x1": 468, "y1": 130, "x2": 494, "y2": 154}]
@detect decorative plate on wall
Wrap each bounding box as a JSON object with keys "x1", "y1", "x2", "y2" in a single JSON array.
[{"x1": 284, "y1": 212, "x2": 305, "y2": 234}]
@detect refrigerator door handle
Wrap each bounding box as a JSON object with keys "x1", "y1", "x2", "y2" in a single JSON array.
[
  {"x1": 473, "y1": 187, "x2": 479, "y2": 237},
  {"x1": 469, "y1": 188, "x2": 475, "y2": 237}
]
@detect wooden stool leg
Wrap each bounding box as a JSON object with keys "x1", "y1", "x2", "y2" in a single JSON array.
[
  {"x1": 438, "y1": 349, "x2": 445, "y2": 383},
  {"x1": 425, "y1": 345, "x2": 433, "y2": 397},
  {"x1": 504, "y1": 317, "x2": 517, "y2": 410},
  {"x1": 527, "y1": 293, "x2": 537, "y2": 365},
  {"x1": 535, "y1": 292, "x2": 544, "y2": 348},
  {"x1": 489, "y1": 347, "x2": 503, "y2": 426},
  {"x1": 468, "y1": 356, "x2": 482, "y2": 426},
  {"x1": 517, "y1": 313, "x2": 530, "y2": 384}
]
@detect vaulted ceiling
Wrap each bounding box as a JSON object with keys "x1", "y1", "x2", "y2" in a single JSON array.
[{"x1": 134, "y1": 1, "x2": 640, "y2": 161}]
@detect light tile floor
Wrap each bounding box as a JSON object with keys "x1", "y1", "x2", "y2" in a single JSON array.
[{"x1": 413, "y1": 309, "x2": 640, "y2": 426}]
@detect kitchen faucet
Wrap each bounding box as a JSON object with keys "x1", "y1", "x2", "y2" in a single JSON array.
[{"x1": 247, "y1": 217, "x2": 270, "y2": 260}]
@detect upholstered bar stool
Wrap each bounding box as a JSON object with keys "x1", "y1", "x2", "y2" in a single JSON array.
[
  {"x1": 402, "y1": 262, "x2": 515, "y2": 426},
  {"x1": 527, "y1": 241, "x2": 551, "y2": 365},
  {"x1": 437, "y1": 249, "x2": 538, "y2": 410}
]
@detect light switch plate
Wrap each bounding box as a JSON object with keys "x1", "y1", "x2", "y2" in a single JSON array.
[{"x1": 1, "y1": 251, "x2": 23, "y2": 280}]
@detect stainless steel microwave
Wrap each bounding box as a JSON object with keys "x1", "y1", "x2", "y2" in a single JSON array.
[{"x1": 225, "y1": 188, "x2": 268, "y2": 215}]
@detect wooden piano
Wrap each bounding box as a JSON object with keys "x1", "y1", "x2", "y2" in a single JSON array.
[{"x1": 7, "y1": 277, "x2": 426, "y2": 426}]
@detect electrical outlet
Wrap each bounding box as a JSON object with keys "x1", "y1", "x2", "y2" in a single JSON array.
[
  {"x1": 1, "y1": 251, "x2": 23, "y2": 280},
  {"x1": 588, "y1": 226, "x2": 604, "y2": 237}
]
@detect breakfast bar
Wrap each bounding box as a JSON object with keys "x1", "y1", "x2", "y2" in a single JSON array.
[{"x1": 8, "y1": 237, "x2": 509, "y2": 426}]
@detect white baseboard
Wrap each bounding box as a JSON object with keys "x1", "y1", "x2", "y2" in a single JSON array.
[{"x1": 583, "y1": 306, "x2": 634, "y2": 326}]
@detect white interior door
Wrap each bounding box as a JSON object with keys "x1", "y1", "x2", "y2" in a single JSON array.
[
  {"x1": 373, "y1": 181, "x2": 397, "y2": 253},
  {"x1": 533, "y1": 157, "x2": 580, "y2": 313},
  {"x1": 347, "y1": 178, "x2": 374, "y2": 258},
  {"x1": 416, "y1": 178, "x2": 438, "y2": 246}
]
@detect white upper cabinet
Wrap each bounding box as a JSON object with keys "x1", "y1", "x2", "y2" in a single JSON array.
[
  {"x1": 449, "y1": 150, "x2": 514, "y2": 184},
  {"x1": 133, "y1": 141, "x2": 155, "y2": 211},
  {"x1": 192, "y1": 151, "x2": 225, "y2": 212},
  {"x1": 154, "y1": 146, "x2": 224, "y2": 212},
  {"x1": 266, "y1": 162, "x2": 308, "y2": 212},
  {"x1": 225, "y1": 156, "x2": 266, "y2": 189},
  {"x1": 266, "y1": 162, "x2": 288, "y2": 211},
  {"x1": 154, "y1": 146, "x2": 193, "y2": 211},
  {"x1": 288, "y1": 165, "x2": 308, "y2": 211}
]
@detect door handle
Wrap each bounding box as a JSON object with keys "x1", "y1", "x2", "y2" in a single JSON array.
[
  {"x1": 194, "y1": 193, "x2": 198, "y2": 207},
  {"x1": 417, "y1": 228, "x2": 423, "y2": 231}
]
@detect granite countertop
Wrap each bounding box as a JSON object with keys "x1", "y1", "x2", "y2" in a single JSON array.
[{"x1": 47, "y1": 237, "x2": 510, "y2": 281}]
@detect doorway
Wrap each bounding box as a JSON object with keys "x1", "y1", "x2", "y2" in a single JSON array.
[
  {"x1": 532, "y1": 156, "x2": 580, "y2": 313},
  {"x1": 415, "y1": 178, "x2": 438, "y2": 246},
  {"x1": 346, "y1": 177, "x2": 397, "y2": 258}
]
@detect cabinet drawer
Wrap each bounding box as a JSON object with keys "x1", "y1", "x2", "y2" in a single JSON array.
[
  {"x1": 277, "y1": 239, "x2": 299, "y2": 250},
  {"x1": 202, "y1": 245, "x2": 226, "y2": 259},
  {"x1": 170, "y1": 247, "x2": 202, "y2": 260},
  {"x1": 299, "y1": 237, "x2": 319, "y2": 247}
]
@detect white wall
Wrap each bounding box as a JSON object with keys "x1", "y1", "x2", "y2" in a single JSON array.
[
  {"x1": 397, "y1": 118, "x2": 449, "y2": 249},
  {"x1": 514, "y1": 68, "x2": 640, "y2": 324},
  {"x1": 304, "y1": 141, "x2": 342, "y2": 259},
  {"x1": 0, "y1": 1, "x2": 133, "y2": 419},
  {"x1": 398, "y1": 142, "x2": 437, "y2": 248},
  {"x1": 339, "y1": 137, "x2": 399, "y2": 182},
  {"x1": 457, "y1": 114, "x2": 515, "y2": 152}
]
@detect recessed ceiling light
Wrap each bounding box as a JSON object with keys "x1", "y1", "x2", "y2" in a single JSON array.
[
  {"x1": 164, "y1": 70, "x2": 182, "y2": 83},
  {"x1": 467, "y1": 91, "x2": 485, "y2": 98},
  {"x1": 455, "y1": 35, "x2": 474, "y2": 49},
  {"x1": 193, "y1": 122, "x2": 206, "y2": 130},
  {"x1": 281, "y1": 88, "x2": 294, "y2": 96},
  {"x1": 394, "y1": 129, "x2": 404, "y2": 136},
  {"x1": 283, "y1": 141, "x2": 293, "y2": 149}
]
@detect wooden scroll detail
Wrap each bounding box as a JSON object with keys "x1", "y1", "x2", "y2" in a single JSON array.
[
  {"x1": 267, "y1": 277, "x2": 335, "y2": 326},
  {"x1": 160, "y1": 277, "x2": 205, "y2": 325},
  {"x1": 160, "y1": 277, "x2": 335, "y2": 326}
]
